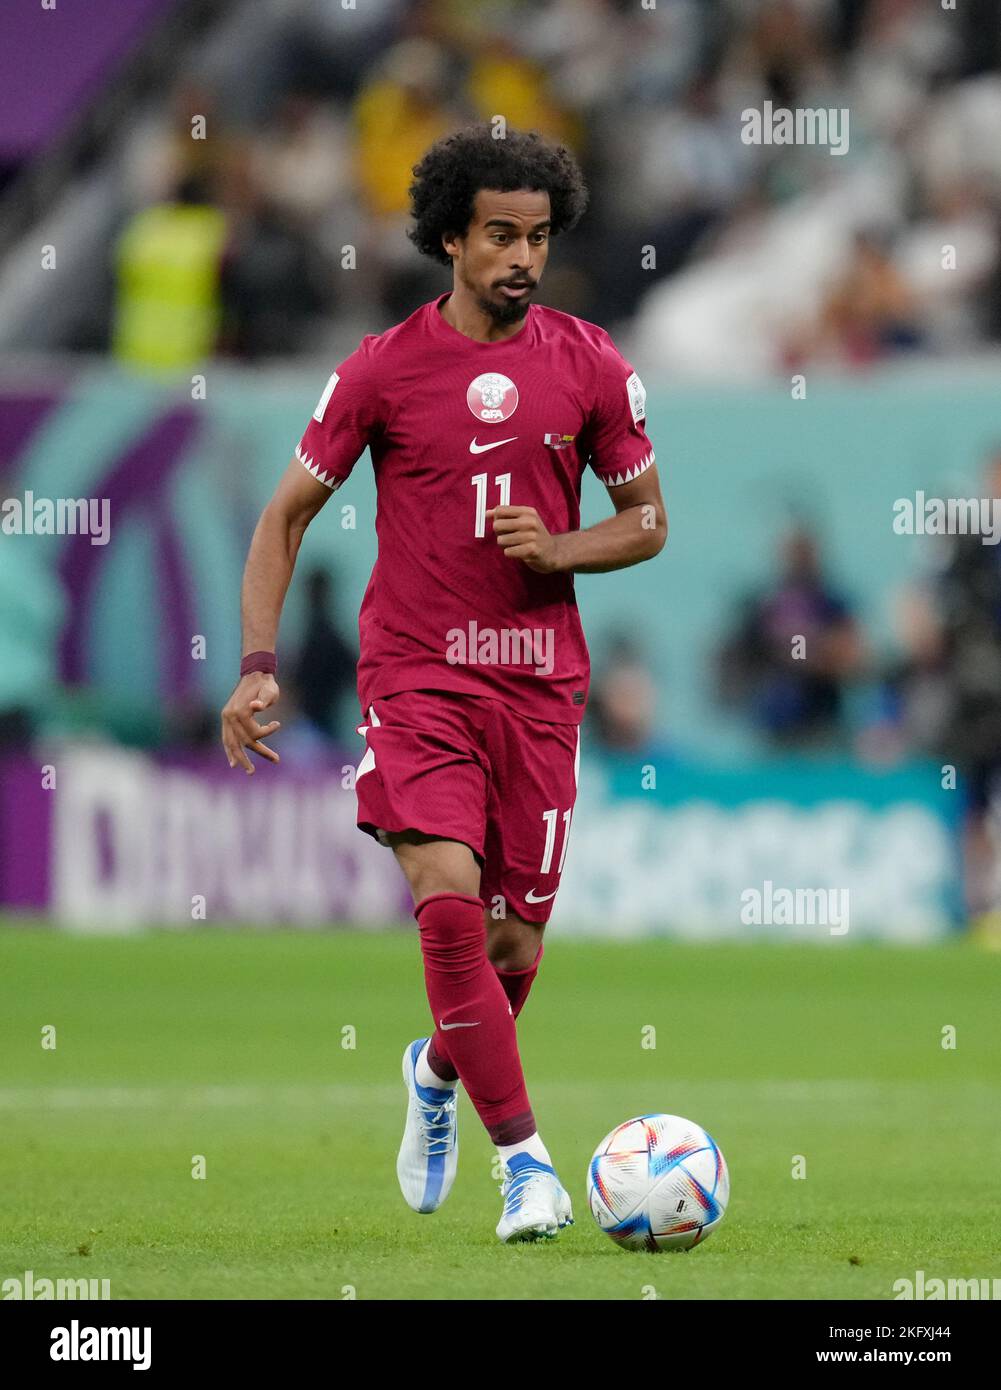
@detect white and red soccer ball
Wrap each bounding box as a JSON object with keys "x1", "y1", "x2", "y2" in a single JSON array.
[{"x1": 587, "y1": 1113, "x2": 730, "y2": 1252}]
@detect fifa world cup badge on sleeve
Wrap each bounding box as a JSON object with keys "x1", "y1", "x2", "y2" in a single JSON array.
[
  {"x1": 626, "y1": 371, "x2": 646, "y2": 423},
  {"x1": 312, "y1": 371, "x2": 340, "y2": 422}
]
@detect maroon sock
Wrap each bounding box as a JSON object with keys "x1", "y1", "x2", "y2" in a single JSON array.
[
  {"x1": 496, "y1": 941, "x2": 544, "y2": 1019},
  {"x1": 427, "y1": 942, "x2": 544, "y2": 1083},
  {"x1": 425, "y1": 1034, "x2": 459, "y2": 1084},
  {"x1": 415, "y1": 892, "x2": 535, "y2": 1145}
]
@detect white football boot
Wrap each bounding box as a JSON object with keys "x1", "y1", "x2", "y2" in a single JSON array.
[
  {"x1": 396, "y1": 1038, "x2": 458, "y2": 1213},
  {"x1": 496, "y1": 1154, "x2": 574, "y2": 1243}
]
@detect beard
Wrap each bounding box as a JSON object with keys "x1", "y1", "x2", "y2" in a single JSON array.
[{"x1": 476, "y1": 288, "x2": 533, "y2": 326}]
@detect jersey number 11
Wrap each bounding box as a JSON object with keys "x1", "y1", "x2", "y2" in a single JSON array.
[{"x1": 472, "y1": 472, "x2": 511, "y2": 537}]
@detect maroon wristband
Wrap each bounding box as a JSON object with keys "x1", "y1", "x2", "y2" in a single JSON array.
[{"x1": 240, "y1": 651, "x2": 277, "y2": 678}]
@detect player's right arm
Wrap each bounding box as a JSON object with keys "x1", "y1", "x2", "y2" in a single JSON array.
[
  {"x1": 221, "y1": 341, "x2": 381, "y2": 773},
  {"x1": 220, "y1": 459, "x2": 334, "y2": 774}
]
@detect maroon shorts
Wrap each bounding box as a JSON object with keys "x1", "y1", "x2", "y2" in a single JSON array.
[{"x1": 354, "y1": 689, "x2": 580, "y2": 923}]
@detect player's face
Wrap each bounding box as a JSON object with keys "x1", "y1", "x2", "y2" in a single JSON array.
[{"x1": 446, "y1": 189, "x2": 551, "y2": 326}]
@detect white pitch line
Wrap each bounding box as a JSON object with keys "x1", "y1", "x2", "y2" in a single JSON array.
[
  {"x1": 0, "y1": 1083, "x2": 401, "y2": 1111},
  {"x1": 0, "y1": 1079, "x2": 995, "y2": 1111}
]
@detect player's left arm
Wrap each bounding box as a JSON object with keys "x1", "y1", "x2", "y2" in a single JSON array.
[
  {"x1": 491, "y1": 336, "x2": 667, "y2": 574},
  {"x1": 489, "y1": 466, "x2": 667, "y2": 574}
]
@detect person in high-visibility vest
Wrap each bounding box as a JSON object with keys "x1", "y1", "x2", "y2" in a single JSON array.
[{"x1": 112, "y1": 177, "x2": 228, "y2": 373}]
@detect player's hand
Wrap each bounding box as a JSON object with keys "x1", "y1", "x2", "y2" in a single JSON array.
[
  {"x1": 488, "y1": 505, "x2": 563, "y2": 574},
  {"x1": 221, "y1": 673, "x2": 281, "y2": 775}
]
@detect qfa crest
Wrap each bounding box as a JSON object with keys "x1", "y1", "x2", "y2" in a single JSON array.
[{"x1": 466, "y1": 372, "x2": 519, "y2": 423}]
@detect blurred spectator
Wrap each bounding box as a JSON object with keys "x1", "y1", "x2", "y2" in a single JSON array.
[
  {"x1": 249, "y1": 96, "x2": 353, "y2": 236},
  {"x1": 716, "y1": 526, "x2": 866, "y2": 749},
  {"x1": 353, "y1": 39, "x2": 461, "y2": 221},
  {"x1": 232, "y1": 0, "x2": 409, "y2": 117},
  {"x1": 590, "y1": 635, "x2": 673, "y2": 764},
  {"x1": 464, "y1": 36, "x2": 581, "y2": 150},
  {"x1": 216, "y1": 143, "x2": 333, "y2": 360},
  {"x1": 591, "y1": 71, "x2": 755, "y2": 324},
  {"x1": 809, "y1": 228, "x2": 924, "y2": 366},
  {"x1": 111, "y1": 174, "x2": 228, "y2": 374},
  {"x1": 292, "y1": 568, "x2": 357, "y2": 738},
  {"x1": 897, "y1": 182, "x2": 999, "y2": 352},
  {"x1": 855, "y1": 450, "x2": 1001, "y2": 919},
  {"x1": 351, "y1": 37, "x2": 466, "y2": 320},
  {"x1": 934, "y1": 450, "x2": 1001, "y2": 917},
  {"x1": 123, "y1": 80, "x2": 223, "y2": 209},
  {"x1": 6, "y1": 0, "x2": 1001, "y2": 363},
  {"x1": 857, "y1": 583, "x2": 952, "y2": 765}
]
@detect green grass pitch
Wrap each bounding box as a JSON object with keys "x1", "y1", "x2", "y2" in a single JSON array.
[{"x1": 1, "y1": 925, "x2": 998, "y2": 1300}]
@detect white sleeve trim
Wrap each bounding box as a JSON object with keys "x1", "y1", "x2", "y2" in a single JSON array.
[
  {"x1": 596, "y1": 446, "x2": 655, "y2": 487},
  {"x1": 295, "y1": 440, "x2": 342, "y2": 491}
]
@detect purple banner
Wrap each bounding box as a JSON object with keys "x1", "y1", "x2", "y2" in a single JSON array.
[
  {"x1": 0, "y1": 0, "x2": 175, "y2": 163},
  {"x1": 0, "y1": 748, "x2": 411, "y2": 929},
  {"x1": 0, "y1": 757, "x2": 53, "y2": 909}
]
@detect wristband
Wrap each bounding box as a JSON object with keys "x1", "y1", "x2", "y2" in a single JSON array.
[{"x1": 240, "y1": 650, "x2": 277, "y2": 678}]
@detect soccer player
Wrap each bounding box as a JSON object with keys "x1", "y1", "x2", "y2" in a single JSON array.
[{"x1": 221, "y1": 125, "x2": 667, "y2": 1242}]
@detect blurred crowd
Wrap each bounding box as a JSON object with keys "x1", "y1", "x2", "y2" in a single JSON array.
[
  {"x1": 584, "y1": 443, "x2": 1001, "y2": 918},
  {"x1": 38, "y1": 0, "x2": 997, "y2": 373},
  {"x1": 706, "y1": 448, "x2": 1001, "y2": 807},
  {"x1": 7, "y1": 0, "x2": 1001, "y2": 920}
]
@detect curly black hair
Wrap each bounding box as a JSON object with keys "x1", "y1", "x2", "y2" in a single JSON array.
[{"x1": 407, "y1": 125, "x2": 589, "y2": 266}]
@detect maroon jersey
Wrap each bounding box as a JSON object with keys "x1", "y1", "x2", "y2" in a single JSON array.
[{"x1": 294, "y1": 292, "x2": 655, "y2": 725}]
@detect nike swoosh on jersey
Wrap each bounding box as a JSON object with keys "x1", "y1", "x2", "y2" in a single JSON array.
[
  {"x1": 439, "y1": 1020, "x2": 482, "y2": 1030},
  {"x1": 524, "y1": 887, "x2": 559, "y2": 903},
  {"x1": 469, "y1": 437, "x2": 518, "y2": 454}
]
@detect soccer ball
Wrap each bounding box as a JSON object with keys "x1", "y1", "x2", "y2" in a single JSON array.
[{"x1": 587, "y1": 1113, "x2": 729, "y2": 1252}]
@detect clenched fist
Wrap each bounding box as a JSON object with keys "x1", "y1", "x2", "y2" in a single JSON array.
[{"x1": 487, "y1": 505, "x2": 564, "y2": 574}]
